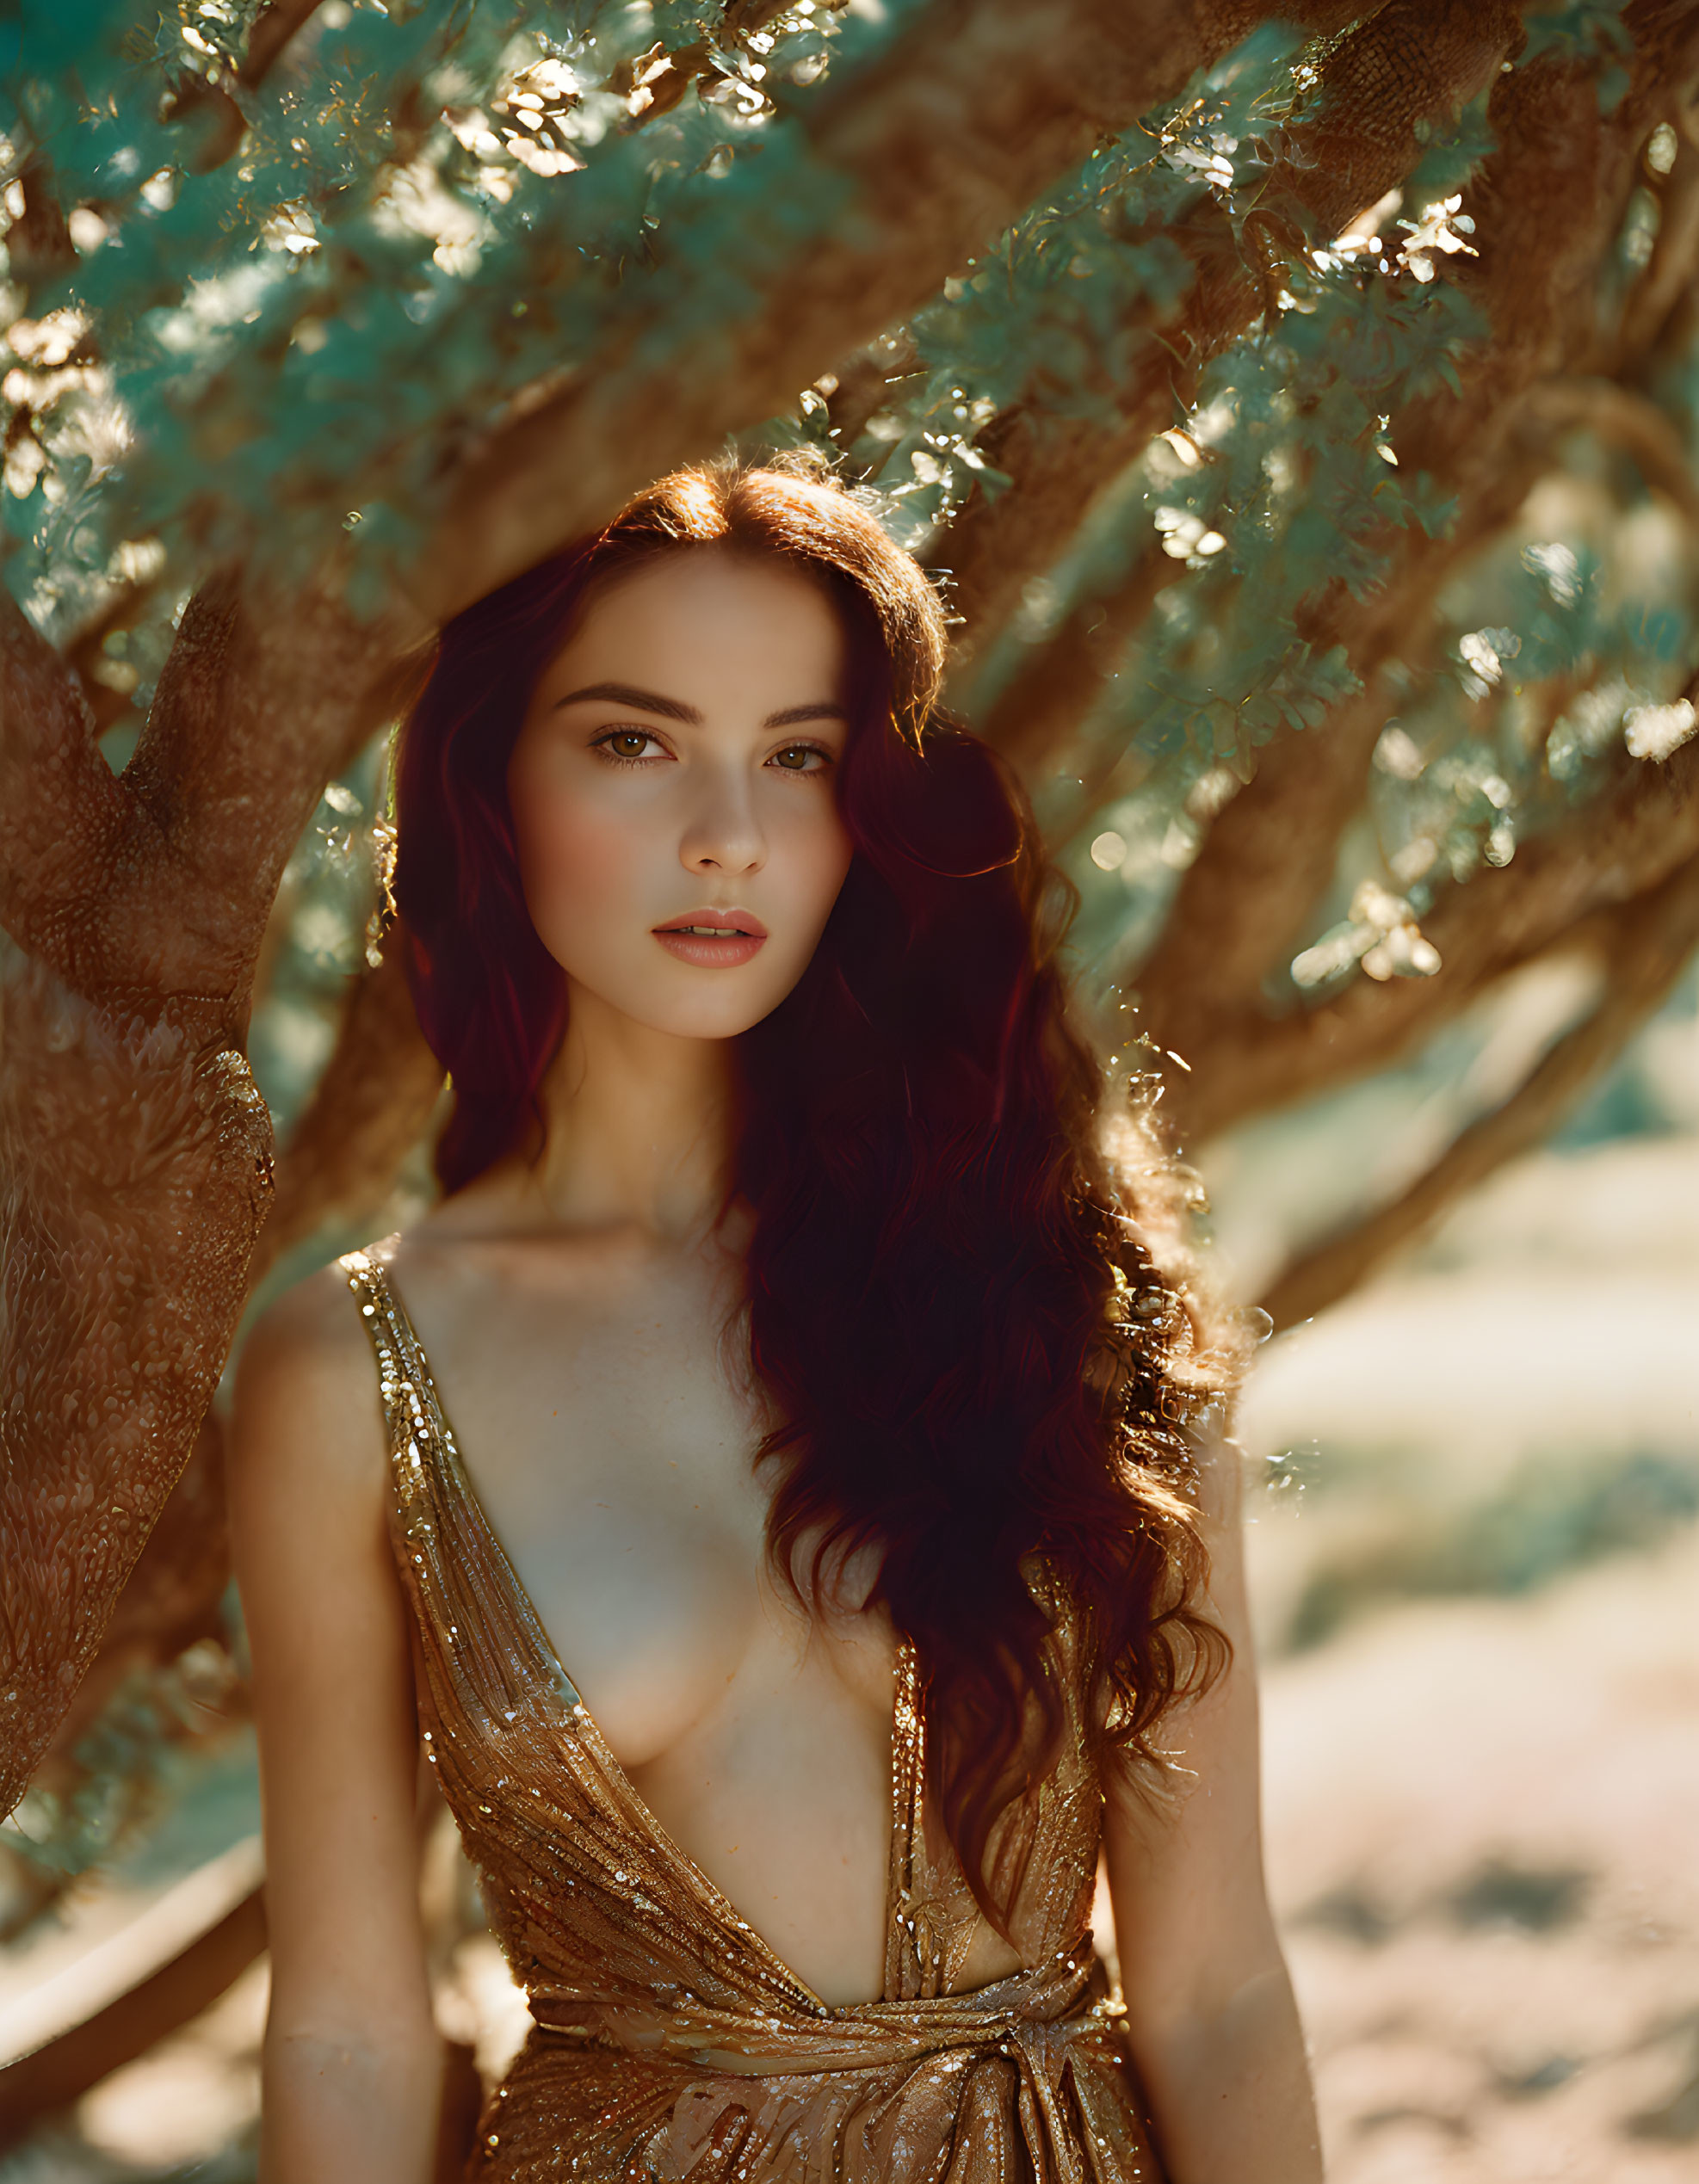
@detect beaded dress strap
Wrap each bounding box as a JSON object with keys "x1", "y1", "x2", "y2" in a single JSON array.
[{"x1": 339, "y1": 1246, "x2": 581, "y2": 1722}]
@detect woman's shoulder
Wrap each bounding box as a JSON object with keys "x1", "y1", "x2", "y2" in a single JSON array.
[
  {"x1": 242, "y1": 1240, "x2": 393, "y2": 1376},
  {"x1": 232, "y1": 1243, "x2": 400, "y2": 1493}
]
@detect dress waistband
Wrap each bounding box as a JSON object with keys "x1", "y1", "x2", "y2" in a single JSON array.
[
  {"x1": 528, "y1": 1940, "x2": 1111, "y2": 2078},
  {"x1": 518, "y1": 1949, "x2": 1140, "y2": 2184}
]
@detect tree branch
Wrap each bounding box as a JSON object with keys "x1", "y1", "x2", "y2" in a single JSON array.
[
  {"x1": 1128, "y1": 15, "x2": 1690, "y2": 1061},
  {"x1": 116, "y1": 582, "x2": 417, "y2": 1002},
  {"x1": 0, "y1": 575, "x2": 417, "y2": 1816},
  {"x1": 1518, "y1": 374, "x2": 1699, "y2": 523},
  {"x1": 0, "y1": 592, "x2": 129, "y2": 959},
  {"x1": 1169, "y1": 725, "x2": 1699, "y2": 1144},
  {"x1": 1138, "y1": 669, "x2": 1411, "y2": 1035},
  {"x1": 0, "y1": 1863, "x2": 265, "y2": 2150},
  {"x1": 1257, "y1": 848, "x2": 1699, "y2": 1327},
  {"x1": 1130, "y1": 423, "x2": 1564, "y2": 1047},
  {"x1": 942, "y1": 0, "x2": 1530, "y2": 658},
  {"x1": 239, "y1": 0, "x2": 326, "y2": 89},
  {"x1": 0, "y1": 945, "x2": 271, "y2": 1817},
  {"x1": 420, "y1": 0, "x2": 1368, "y2": 620},
  {"x1": 977, "y1": 537, "x2": 1181, "y2": 774},
  {"x1": 955, "y1": 0, "x2": 1690, "y2": 848},
  {"x1": 1611, "y1": 97, "x2": 1699, "y2": 367}
]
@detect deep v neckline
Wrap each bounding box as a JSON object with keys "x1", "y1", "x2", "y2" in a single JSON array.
[{"x1": 361, "y1": 1250, "x2": 917, "y2": 2019}]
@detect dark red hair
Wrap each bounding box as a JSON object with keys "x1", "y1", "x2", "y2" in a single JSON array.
[{"x1": 394, "y1": 457, "x2": 1226, "y2": 1925}]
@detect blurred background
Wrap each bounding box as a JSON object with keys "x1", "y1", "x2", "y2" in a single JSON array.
[
  {"x1": 1228, "y1": 972, "x2": 1699, "y2": 2184},
  {"x1": 2, "y1": 2, "x2": 1696, "y2": 2178}
]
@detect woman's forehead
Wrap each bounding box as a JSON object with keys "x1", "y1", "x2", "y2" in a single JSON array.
[{"x1": 539, "y1": 550, "x2": 848, "y2": 695}]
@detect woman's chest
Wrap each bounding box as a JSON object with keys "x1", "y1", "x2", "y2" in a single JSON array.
[{"x1": 398, "y1": 1258, "x2": 893, "y2": 1771}]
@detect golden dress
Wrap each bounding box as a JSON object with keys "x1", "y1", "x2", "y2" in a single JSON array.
[{"x1": 342, "y1": 1249, "x2": 1165, "y2": 2182}]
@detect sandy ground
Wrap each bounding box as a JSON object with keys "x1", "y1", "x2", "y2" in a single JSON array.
[
  {"x1": 1261, "y1": 1532, "x2": 1699, "y2": 2184},
  {"x1": 1237, "y1": 1129, "x2": 1699, "y2": 2183}
]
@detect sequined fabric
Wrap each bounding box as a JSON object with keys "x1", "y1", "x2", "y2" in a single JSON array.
[{"x1": 342, "y1": 1249, "x2": 1164, "y2": 2182}]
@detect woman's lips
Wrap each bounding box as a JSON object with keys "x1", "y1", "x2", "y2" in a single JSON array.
[{"x1": 652, "y1": 909, "x2": 769, "y2": 969}]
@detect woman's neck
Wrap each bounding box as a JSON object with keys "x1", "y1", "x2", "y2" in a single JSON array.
[{"x1": 513, "y1": 982, "x2": 738, "y2": 1241}]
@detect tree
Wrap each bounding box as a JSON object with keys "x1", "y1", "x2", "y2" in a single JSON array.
[{"x1": 2, "y1": 0, "x2": 1697, "y2": 2135}]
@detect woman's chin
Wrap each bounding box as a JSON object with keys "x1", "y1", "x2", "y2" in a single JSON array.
[{"x1": 595, "y1": 988, "x2": 787, "y2": 1046}]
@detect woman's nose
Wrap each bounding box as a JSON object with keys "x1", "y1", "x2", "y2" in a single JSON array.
[{"x1": 679, "y1": 770, "x2": 766, "y2": 877}]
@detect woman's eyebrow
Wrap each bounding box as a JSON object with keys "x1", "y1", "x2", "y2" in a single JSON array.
[
  {"x1": 553, "y1": 681, "x2": 700, "y2": 722},
  {"x1": 553, "y1": 682, "x2": 847, "y2": 730},
  {"x1": 765, "y1": 702, "x2": 848, "y2": 727}
]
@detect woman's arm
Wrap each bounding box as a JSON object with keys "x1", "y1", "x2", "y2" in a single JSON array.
[
  {"x1": 1102, "y1": 1435, "x2": 1321, "y2": 2184},
  {"x1": 229, "y1": 1269, "x2": 445, "y2": 2184}
]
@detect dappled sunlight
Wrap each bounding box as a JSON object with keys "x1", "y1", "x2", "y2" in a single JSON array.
[{"x1": 3, "y1": 0, "x2": 1697, "y2": 2174}]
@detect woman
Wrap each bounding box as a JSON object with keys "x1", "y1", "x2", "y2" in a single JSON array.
[{"x1": 231, "y1": 457, "x2": 1320, "y2": 2183}]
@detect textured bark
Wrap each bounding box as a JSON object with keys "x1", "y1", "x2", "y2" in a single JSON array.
[
  {"x1": 0, "y1": 578, "x2": 412, "y2": 1817},
  {"x1": 12, "y1": 935, "x2": 447, "y2": 1829},
  {"x1": 36, "y1": 1421, "x2": 234, "y2": 1761},
  {"x1": 1258, "y1": 848, "x2": 1699, "y2": 1327}
]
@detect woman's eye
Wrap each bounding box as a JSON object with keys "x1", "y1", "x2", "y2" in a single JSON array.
[
  {"x1": 596, "y1": 729, "x2": 664, "y2": 762},
  {"x1": 769, "y1": 743, "x2": 828, "y2": 773}
]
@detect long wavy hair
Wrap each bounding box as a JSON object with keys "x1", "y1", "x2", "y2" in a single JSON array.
[{"x1": 393, "y1": 456, "x2": 1231, "y2": 1928}]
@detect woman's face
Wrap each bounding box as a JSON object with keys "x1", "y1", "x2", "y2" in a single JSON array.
[{"x1": 507, "y1": 549, "x2": 855, "y2": 1041}]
